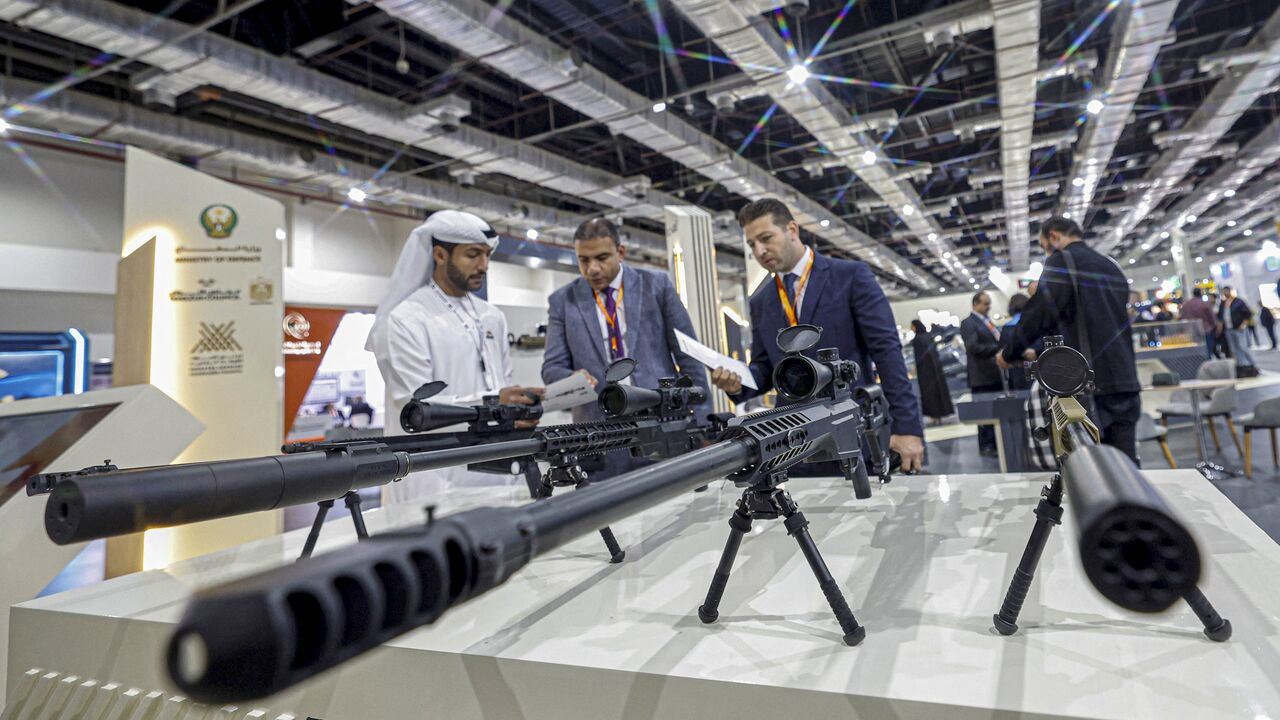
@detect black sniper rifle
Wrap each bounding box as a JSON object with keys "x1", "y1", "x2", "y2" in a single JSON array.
[
  {"x1": 28, "y1": 366, "x2": 711, "y2": 561},
  {"x1": 164, "y1": 325, "x2": 891, "y2": 703},
  {"x1": 992, "y1": 337, "x2": 1232, "y2": 640}
]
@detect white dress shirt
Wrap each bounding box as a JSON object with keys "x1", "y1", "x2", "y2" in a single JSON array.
[{"x1": 779, "y1": 247, "x2": 814, "y2": 317}]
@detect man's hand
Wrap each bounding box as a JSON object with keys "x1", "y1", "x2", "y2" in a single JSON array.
[
  {"x1": 710, "y1": 367, "x2": 743, "y2": 394},
  {"x1": 576, "y1": 369, "x2": 598, "y2": 388},
  {"x1": 890, "y1": 434, "x2": 924, "y2": 473},
  {"x1": 1022, "y1": 348, "x2": 1037, "y2": 361},
  {"x1": 498, "y1": 386, "x2": 544, "y2": 428},
  {"x1": 995, "y1": 352, "x2": 1013, "y2": 371}
]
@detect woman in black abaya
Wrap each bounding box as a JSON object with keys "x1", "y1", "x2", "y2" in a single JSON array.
[{"x1": 910, "y1": 319, "x2": 954, "y2": 424}]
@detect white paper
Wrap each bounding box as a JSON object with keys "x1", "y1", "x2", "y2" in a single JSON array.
[
  {"x1": 674, "y1": 329, "x2": 758, "y2": 390},
  {"x1": 541, "y1": 371, "x2": 598, "y2": 412}
]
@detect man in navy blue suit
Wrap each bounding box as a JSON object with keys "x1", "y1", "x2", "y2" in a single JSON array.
[{"x1": 709, "y1": 199, "x2": 925, "y2": 472}]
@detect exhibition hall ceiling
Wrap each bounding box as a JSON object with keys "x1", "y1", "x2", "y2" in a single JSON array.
[{"x1": 1, "y1": 0, "x2": 1278, "y2": 294}]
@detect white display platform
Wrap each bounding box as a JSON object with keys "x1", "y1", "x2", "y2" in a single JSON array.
[{"x1": 8, "y1": 470, "x2": 1280, "y2": 719}]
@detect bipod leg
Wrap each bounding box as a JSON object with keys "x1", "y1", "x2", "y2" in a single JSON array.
[
  {"x1": 520, "y1": 457, "x2": 544, "y2": 500},
  {"x1": 343, "y1": 491, "x2": 369, "y2": 540},
  {"x1": 298, "y1": 498, "x2": 336, "y2": 561},
  {"x1": 994, "y1": 474, "x2": 1064, "y2": 636},
  {"x1": 775, "y1": 488, "x2": 866, "y2": 646},
  {"x1": 573, "y1": 468, "x2": 625, "y2": 564},
  {"x1": 698, "y1": 492, "x2": 753, "y2": 624},
  {"x1": 1183, "y1": 587, "x2": 1233, "y2": 642}
]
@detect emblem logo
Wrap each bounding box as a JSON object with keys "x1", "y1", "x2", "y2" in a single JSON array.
[
  {"x1": 250, "y1": 277, "x2": 275, "y2": 304},
  {"x1": 200, "y1": 204, "x2": 238, "y2": 239},
  {"x1": 283, "y1": 311, "x2": 311, "y2": 340},
  {"x1": 191, "y1": 321, "x2": 242, "y2": 354}
]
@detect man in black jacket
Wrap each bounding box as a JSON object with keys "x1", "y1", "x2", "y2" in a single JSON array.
[
  {"x1": 998, "y1": 218, "x2": 1142, "y2": 462},
  {"x1": 961, "y1": 291, "x2": 1004, "y2": 457}
]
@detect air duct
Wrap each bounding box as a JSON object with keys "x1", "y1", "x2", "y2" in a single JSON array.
[{"x1": 991, "y1": 0, "x2": 1042, "y2": 270}]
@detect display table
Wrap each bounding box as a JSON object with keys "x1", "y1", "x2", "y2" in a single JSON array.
[
  {"x1": 7, "y1": 470, "x2": 1280, "y2": 719},
  {"x1": 954, "y1": 390, "x2": 1036, "y2": 471}
]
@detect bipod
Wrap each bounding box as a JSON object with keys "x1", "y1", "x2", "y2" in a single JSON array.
[
  {"x1": 993, "y1": 473, "x2": 1232, "y2": 642},
  {"x1": 535, "y1": 453, "x2": 626, "y2": 564},
  {"x1": 697, "y1": 472, "x2": 866, "y2": 646},
  {"x1": 298, "y1": 491, "x2": 370, "y2": 561}
]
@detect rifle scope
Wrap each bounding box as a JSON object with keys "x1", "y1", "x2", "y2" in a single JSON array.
[
  {"x1": 400, "y1": 382, "x2": 542, "y2": 434},
  {"x1": 772, "y1": 325, "x2": 858, "y2": 403}
]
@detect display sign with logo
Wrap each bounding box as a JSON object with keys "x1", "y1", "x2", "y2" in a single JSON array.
[
  {"x1": 281, "y1": 306, "x2": 346, "y2": 436},
  {"x1": 116, "y1": 148, "x2": 285, "y2": 569}
]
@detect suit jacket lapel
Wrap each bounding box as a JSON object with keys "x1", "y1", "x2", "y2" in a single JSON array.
[
  {"x1": 574, "y1": 279, "x2": 608, "y2": 367},
  {"x1": 621, "y1": 265, "x2": 640, "y2": 358},
  {"x1": 799, "y1": 253, "x2": 830, "y2": 326}
]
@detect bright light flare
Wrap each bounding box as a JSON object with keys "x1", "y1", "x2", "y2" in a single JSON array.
[
  {"x1": 786, "y1": 63, "x2": 811, "y2": 86},
  {"x1": 347, "y1": 187, "x2": 367, "y2": 203}
]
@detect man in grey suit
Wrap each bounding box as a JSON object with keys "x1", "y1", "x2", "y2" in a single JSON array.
[
  {"x1": 542, "y1": 217, "x2": 712, "y2": 479},
  {"x1": 960, "y1": 290, "x2": 1003, "y2": 457}
]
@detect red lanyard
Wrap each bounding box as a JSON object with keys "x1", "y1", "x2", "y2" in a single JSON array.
[
  {"x1": 593, "y1": 284, "x2": 624, "y2": 353},
  {"x1": 774, "y1": 254, "x2": 814, "y2": 327}
]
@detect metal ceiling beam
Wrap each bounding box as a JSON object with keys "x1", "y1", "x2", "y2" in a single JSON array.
[
  {"x1": 1060, "y1": 0, "x2": 1178, "y2": 224},
  {"x1": 990, "y1": 0, "x2": 1041, "y2": 271},
  {"x1": 1096, "y1": 3, "x2": 1280, "y2": 256}
]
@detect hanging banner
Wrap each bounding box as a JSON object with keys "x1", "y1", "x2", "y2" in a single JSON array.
[{"x1": 282, "y1": 305, "x2": 346, "y2": 437}]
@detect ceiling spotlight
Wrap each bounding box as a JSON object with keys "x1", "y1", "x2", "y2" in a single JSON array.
[
  {"x1": 1072, "y1": 177, "x2": 1085, "y2": 188},
  {"x1": 1062, "y1": 212, "x2": 1072, "y2": 219},
  {"x1": 1186, "y1": 214, "x2": 1197, "y2": 223},
  {"x1": 1244, "y1": 229, "x2": 1254, "y2": 236},
  {"x1": 1086, "y1": 98, "x2": 1105, "y2": 115},
  {"x1": 786, "y1": 63, "x2": 811, "y2": 86},
  {"x1": 1140, "y1": 243, "x2": 1151, "y2": 250},
  {"x1": 902, "y1": 204, "x2": 915, "y2": 216},
  {"x1": 0, "y1": 118, "x2": 9, "y2": 135},
  {"x1": 1195, "y1": 256, "x2": 1203, "y2": 262},
  {"x1": 939, "y1": 287, "x2": 946, "y2": 293},
  {"x1": 1160, "y1": 231, "x2": 1170, "y2": 239},
  {"x1": 652, "y1": 101, "x2": 667, "y2": 113},
  {"x1": 967, "y1": 277, "x2": 976, "y2": 284},
  {"x1": 1161, "y1": 260, "x2": 1169, "y2": 266},
  {"x1": 526, "y1": 228, "x2": 539, "y2": 240},
  {"x1": 274, "y1": 228, "x2": 287, "y2": 241},
  {"x1": 927, "y1": 232, "x2": 938, "y2": 241},
  {"x1": 1224, "y1": 189, "x2": 1236, "y2": 198},
  {"x1": 819, "y1": 219, "x2": 830, "y2": 227},
  {"x1": 1127, "y1": 278, "x2": 1134, "y2": 284},
  {"x1": 1227, "y1": 220, "x2": 1237, "y2": 227},
  {"x1": 1217, "y1": 246, "x2": 1226, "y2": 252},
  {"x1": 862, "y1": 149, "x2": 877, "y2": 166},
  {"x1": 943, "y1": 251, "x2": 952, "y2": 259},
  {"x1": 1151, "y1": 276, "x2": 1159, "y2": 282},
  {"x1": 347, "y1": 187, "x2": 367, "y2": 203},
  {"x1": 1128, "y1": 258, "x2": 1136, "y2": 264}
]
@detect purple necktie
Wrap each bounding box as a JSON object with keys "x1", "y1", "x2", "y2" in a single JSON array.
[{"x1": 604, "y1": 287, "x2": 625, "y2": 359}]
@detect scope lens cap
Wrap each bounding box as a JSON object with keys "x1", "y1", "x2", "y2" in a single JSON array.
[
  {"x1": 412, "y1": 380, "x2": 448, "y2": 401},
  {"x1": 1037, "y1": 344, "x2": 1091, "y2": 396},
  {"x1": 604, "y1": 357, "x2": 637, "y2": 384},
  {"x1": 777, "y1": 324, "x2": 823, "y2": 354}
]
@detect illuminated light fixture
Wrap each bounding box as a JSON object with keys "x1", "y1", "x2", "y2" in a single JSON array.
[
  {"x1": 0, "y1": 118, "x2": 9, "y2": 135},
  {"x1": 274, "y1": 228, "x2": 287, "y2": 241},
  {"x1": 1062, "y1": 212, "x2": 1072, "y2": 219},
  {"x1": 526, "y1": 228, "x2": 539, "y2": 240},
  {"x1": 967, "y1": 277, "x2": 976, "y2": 284},
  {"x1": 1186, "y1": 214, "x2": 1197, "y2": 223},
  {"x1": 1217, "y1": 246, "x2": 1226, "y2": 252},
  {"x1": 1224, "y1": 189, "x2": 1236, "y2": 198},
  {"x1": 786, "y1": 63, "x2": 811, "y2": 86},
  {"x1": 1227, "y1": 220, "x2": 1237, "y2": 227},
  {"x1": 1086, "y1": 98, "x2": 1105, "y2": 115},
  {"x1": 1160, "y1": 231, "x2": 1170, "y2": 239},
  {"x1": 927, "y1": 232, "x2": 937, "y2": 241},
  {"x1": 819, "y1": 219, "x2": 830, "y2": 227},
  {"x1": 862, "y1": 149, "x2": 877, "y2": 166},
  {"x1": 939, "y1": 287, "x2": 946, "y2": 293},
  {"x1": 1195, "y1": 256, "x2": 1203, "y2": 263},
  {"x1": 1243, "y1": 229, "x2": 1254, "y2": 236},
  {"x1": 1072, "y1": 177, "x2": 1085, "y2": 188},
  {"x1": 943, "y1": 251, "x2": 952, "y2": 259},
  {"x1": 652, "y1": 101, "x2": 667, "y2": 113},
  {"x1": 1140, "y1": 243, "x2": 1151, "y2": 250},
  {"x1": 1128, "y1": 258, "x2": 1136, "y2": 264},
  {"x1": 1152, "y1": 276, "x2": 1159, "y2": 282},
  {"x1": 347, "y1": 187, "x2": 367, "y2": 203},
  {"x1": 902, "y1": 204, "x2": 915, "y2": 216},
  {"x1": 1127, "y1": 278, "x2": 1134, "y2": 284},
  {"x1": 1161, "y1": 260, "x2": 1169, "y2": 266}
]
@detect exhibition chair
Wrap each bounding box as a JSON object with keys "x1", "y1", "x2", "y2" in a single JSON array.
[
  {"x1": 1156, "y1": 359, "x2": 1241, "y2": 456},
  {"x1": 1239, "y1": 396, "x2": 1280, "y2": 478},
  {"x1": 1136, "y1": 413, "x2": 1176, "y2": 469}
]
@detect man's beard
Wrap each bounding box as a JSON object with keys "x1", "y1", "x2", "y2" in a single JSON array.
[{"x1": 445, "y1": 259, "x2": 482, "y2": 290}]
